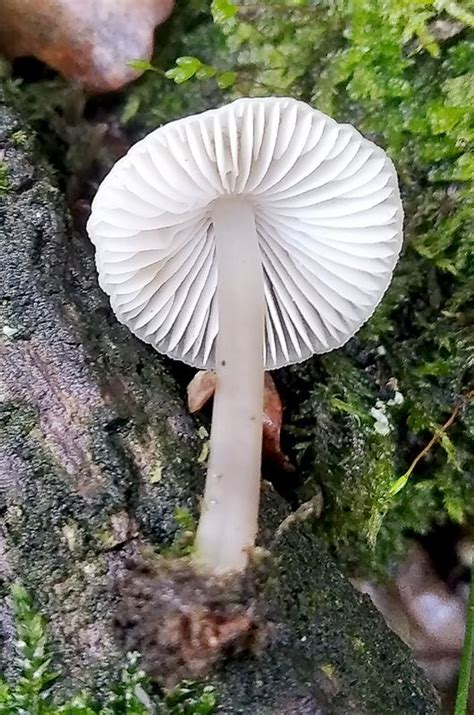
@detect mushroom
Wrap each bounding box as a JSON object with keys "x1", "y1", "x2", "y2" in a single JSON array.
[{"x1": 87, "y1": 97, "x2": 403, "y2": 576}]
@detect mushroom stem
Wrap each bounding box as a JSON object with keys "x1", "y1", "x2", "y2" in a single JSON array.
[{"x1": 194, "y1": 198, "x2": 265, "y2": 574}]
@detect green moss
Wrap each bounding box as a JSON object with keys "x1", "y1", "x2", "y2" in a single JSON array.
[
  {"x1": 0, "y1": 401, "x2": 38, "y2": 435},
  {"x1": 163, "y1": 682, "x2": 217, "y2": 714},
  {"x1": 161, "y1": 507, "x2": 197, "y2": 558},
  {"x1": 11, "y1": 129, "x2": 29, "y2": 147},
  {"x1": 0, "y1": 160, "x2": 10, "y2": 193},
  {"x1": 0, "y1": 584, "x2": 217, "y2": 714}
]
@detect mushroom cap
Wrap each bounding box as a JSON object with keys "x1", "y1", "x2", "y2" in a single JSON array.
[{"x1": 87, "y1": 97, "x2": 403, "y2": 370}]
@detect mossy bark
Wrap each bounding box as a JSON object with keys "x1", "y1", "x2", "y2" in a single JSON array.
[{"x1": 0, "y1": 89, "x2": 439, "y2": 713}]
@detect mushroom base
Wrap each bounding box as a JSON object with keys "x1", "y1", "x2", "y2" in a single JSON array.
[{"x1": 115, "y1": 554, "x2": 271, "y2": 687}]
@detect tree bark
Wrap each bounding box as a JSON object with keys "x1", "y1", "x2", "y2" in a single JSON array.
[{"x1": 0, "y1": 89, "x2": 439, "y2": 713}]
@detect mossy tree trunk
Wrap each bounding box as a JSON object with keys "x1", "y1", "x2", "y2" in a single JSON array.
[{"x1": 0, "y1": 90, "x2": 439, "y2": 713}]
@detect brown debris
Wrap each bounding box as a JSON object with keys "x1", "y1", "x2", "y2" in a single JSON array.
[
  {"x1": 0, "y1": 0, "x2": 174, "y2": 93},
  {"x1": 262, "y1": 373, "x2": 294, "y2": 472},
  {"x1": 187, "y1": 371, "x2": 294, "y2": 472},
  {"x1": 187, "y1": 370, "x2": 217, "y2": 413},
  {"x1": 115, "y1": 556, "x2": 270, "y2": 686}
]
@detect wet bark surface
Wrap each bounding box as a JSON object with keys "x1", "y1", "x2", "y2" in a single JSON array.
[{"x1": 0, "y1": 89, "x2": 440, "y2": 713}]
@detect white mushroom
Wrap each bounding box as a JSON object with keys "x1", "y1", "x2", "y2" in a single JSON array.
[{"x1": 87, "y1": 97, "x2": 403, "y2": 574}]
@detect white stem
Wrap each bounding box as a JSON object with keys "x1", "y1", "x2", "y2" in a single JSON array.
[{"x1": 194, "y1": 198, "x2": 265, "y2": 574}]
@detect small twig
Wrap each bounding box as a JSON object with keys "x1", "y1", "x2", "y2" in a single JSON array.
[
  {"x1": 405, "y1": 388, "x2": 473, "y2": 480},
  {"x1": 390, "y1": 388, "x2": 473, "y2": 495}
]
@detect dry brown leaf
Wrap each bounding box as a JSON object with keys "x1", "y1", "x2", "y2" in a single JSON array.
[
  {"x1": 262, "y1": 373, "x2": 294, "y2": 472},
  {"x1": 187, "y1": 370, "x2": 217, "y2": 413},
  {"x1": 187, "y1": 371, "x2": 294, "y2": 472},
  {"x1": 0, "y1": 0, "x2": 174, "y2": 93}
]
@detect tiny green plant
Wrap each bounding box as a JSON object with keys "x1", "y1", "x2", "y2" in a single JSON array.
[
  {"x1": 163, "y1": 682, "x2": 217, "y2": 715},
  {"x1": 129, "y1": 56, "x2": 236, "y2": 91},
  {"x1": 165, "y1": 57, "x2": 236, "y2": 90},
  {"x1": 100, "y1": 651, "x2": 152, "y2": 714}
]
